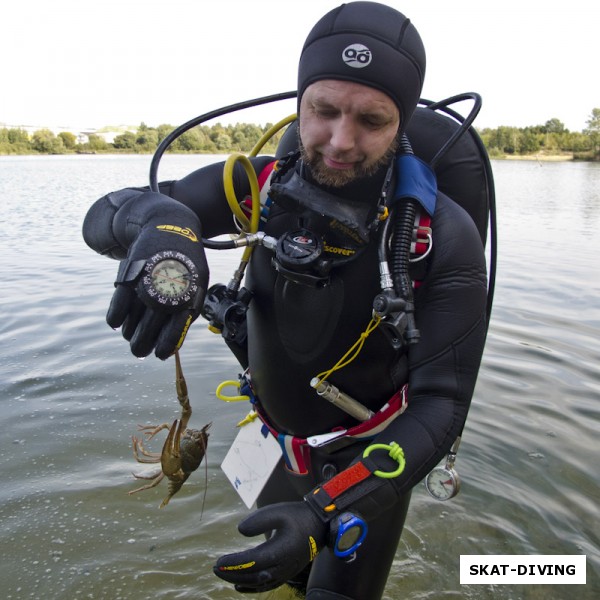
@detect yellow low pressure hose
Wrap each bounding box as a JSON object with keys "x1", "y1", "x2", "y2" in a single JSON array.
[
  {"x1": 249, "y1": 114, "x2": 297, "y2": 157},
  {"x1": 222, "y1": 153, "x2": 261, "y2": 264},
  {"x1": 221, "y1": 114, "x2": 297, "y2": 264}
]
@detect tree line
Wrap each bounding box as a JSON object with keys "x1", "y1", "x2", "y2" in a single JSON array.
[
  {"x1": 1, "y1": 109, "x2": 599, "y2": 159},
  {"x1": 479, "y1": 109, "x2": 600, "y2": 160},
  {"x1": 0, "y1": 121, "x2": 286, "y2": 156}
]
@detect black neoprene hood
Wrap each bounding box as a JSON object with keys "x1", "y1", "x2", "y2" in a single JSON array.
[{"x1": 297, "y1": 1, "x2": 426, "y2": 127}]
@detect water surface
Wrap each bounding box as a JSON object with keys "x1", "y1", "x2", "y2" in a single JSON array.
[{"x1": 1, "y1": 155, "x2": 598, "y2": 599}]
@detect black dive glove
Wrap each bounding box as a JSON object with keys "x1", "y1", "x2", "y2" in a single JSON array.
[
  {"x1": 213, "y1": 501, "x2": 327, "y2": 593},
  {"x1": 213, "y1": 442, "x2": 407, "y2": 592},
  {"x1": 103, "y1": 191, "x2": 209, "y2": 359}
]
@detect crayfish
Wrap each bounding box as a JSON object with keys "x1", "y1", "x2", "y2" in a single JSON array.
[{"x1": 129, "y1": 351, "x2": 211, "y2": 509}]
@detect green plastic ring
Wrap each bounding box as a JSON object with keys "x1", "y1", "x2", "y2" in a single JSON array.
[{"x1": 363, "y1": 442, "x2": 406, "y2": 479}]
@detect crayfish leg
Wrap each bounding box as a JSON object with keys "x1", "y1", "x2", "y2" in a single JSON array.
[
  {"x1": 128, "y1": 472, "x2": 165, "y2": 495},
  {"x1": 132, "y1": 436, "x2": 161, "y2": 463}
]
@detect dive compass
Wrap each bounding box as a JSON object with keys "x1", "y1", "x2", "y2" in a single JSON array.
[
  {"x1": 138, "y1": 251, "x2": 200, "y2": 311},
  {"x1": 424, "y1": 437, "x2": 462, "y2": 501}
]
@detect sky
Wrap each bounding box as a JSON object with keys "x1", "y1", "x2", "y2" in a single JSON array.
[{"x1": 1, "y1": 0, "x2": 597, "y2": 132}]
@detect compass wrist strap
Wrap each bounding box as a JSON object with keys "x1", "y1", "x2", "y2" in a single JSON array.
[{"x1": 304, "y1": 443, "x2": 406, "y2": 523}]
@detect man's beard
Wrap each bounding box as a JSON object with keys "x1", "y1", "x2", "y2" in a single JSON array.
[{"x1": 299, "y1": 135, "x2": 399, "y2": 188}]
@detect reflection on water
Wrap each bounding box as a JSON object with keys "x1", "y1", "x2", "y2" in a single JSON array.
[{"x1": 1, "y1": 156, "x2": 599, "y2": 599}]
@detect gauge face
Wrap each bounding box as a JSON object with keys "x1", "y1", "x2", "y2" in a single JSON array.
[
  {"x1": 425, "y1": 466, "x2": 460, "y2": 501},
  {"x1": 139, "y1": 251, "x2": 200, "y2": 310},
  {"x1": 338, "y1": 524, "x2": 362, "y2": 552},
  {"x1": 150, "y1": 259, "x2": 190, "y2": 298},
  {"x1": 331, "y1": 513, "x2": 368, "y2": 558}
]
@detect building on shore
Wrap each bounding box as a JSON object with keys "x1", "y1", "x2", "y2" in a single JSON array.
[{"x1": 0, "y1": 122, "x2": 136, "y2": 144}]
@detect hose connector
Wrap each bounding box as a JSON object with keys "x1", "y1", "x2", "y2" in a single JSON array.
[{"x1": 231, "y1": 231, "x2": 278, "y2": 250}]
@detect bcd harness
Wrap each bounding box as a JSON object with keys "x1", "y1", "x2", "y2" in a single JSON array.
[
  {"x1": 214, "y1": 153, "x2": 435, "y2": 475},
  {"x1": 230, "y1": 374, "x2": 409, "y2": 475}
]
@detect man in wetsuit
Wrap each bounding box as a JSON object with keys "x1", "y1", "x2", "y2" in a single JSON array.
[{"x1": 82, "y1": 2, "x2": 488, "y2": 598}]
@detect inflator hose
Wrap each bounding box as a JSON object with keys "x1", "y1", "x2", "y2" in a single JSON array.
[
  {"x1": 390, "y1": 199, "x2": 420, "y2": 343},
  {"x1": 388, "y1": 135, "x2": 420, "y2": 343},
  {"x1": 390, "y1": 199, "x2": 417, "y2": 301}
]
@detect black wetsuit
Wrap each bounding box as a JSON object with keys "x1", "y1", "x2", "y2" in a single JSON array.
[{"x1": 83, "y1": 153, "x2": 488, "y2": 599}]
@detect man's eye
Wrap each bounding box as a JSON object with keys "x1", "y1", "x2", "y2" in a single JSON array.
[
  {"x1": 315, "y1": 107, "x2": 338, "y2": 118},
  {"x1": 362, "y1": 117, "x2": 387, "y2": 129}
]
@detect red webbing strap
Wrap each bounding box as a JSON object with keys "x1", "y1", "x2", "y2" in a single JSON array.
[
  {"x1": 322, "y1": 462, "x2": 372, "y2": 499},
  {"x1": 307, "y1": 459, "x2": 379, "y2": 514},
  {"x1": 411, "y1": 209, "x2": 432, "y2": 255},
  {"x1": 412, "y1": 209, "x2": 432, "y2": 289}
]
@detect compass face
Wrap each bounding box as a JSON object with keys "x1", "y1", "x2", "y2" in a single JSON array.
[
  {"x1": 150, "y1": 259, "x2": 191, "y2": 298},
  {"x1": 425, "y1": 466, "x2": 461, "y2": 501},
  {"x1": 139, "y1": 251, "x2": 200, "y2": 310}
]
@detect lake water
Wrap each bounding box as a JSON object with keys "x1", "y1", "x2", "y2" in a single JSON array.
[{"x1": 1, "y1": 154, "x2": 599, "y2": 600}]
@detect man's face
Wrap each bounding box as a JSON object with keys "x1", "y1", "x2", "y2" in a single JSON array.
[{"x1": 299, "y1": 79, "x2": 400, "y2": 187}]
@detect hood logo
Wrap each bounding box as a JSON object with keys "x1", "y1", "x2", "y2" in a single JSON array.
[{"x1": 342, "y1": 44, "x2": 372, "y2": 68}]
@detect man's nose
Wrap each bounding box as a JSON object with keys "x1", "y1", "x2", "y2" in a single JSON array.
[{"x1": 330, "y1": 117, "x2": 356, "y2": 152}]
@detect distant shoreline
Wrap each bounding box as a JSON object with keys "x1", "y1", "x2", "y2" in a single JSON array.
[
  {"x1": 2, "y1": 149, "x2": 596, "y2": 162},
  {"x1": 0, "y1": 151, "x2": 587, "y2": 162},
  {"x1": 499, "y1": 153, "x2": 574, "y2": 162}
]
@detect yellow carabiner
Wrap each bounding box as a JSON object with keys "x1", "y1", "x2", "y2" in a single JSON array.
[
  {"x1": 363, "y1": 442, "x2": 406, "y2": 479},
  {"x1": 216, "y1": 380, "x2": 250, "y2": 402}
]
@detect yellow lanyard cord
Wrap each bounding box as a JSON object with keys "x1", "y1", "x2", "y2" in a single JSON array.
[{"x1": 314, "y1": 315, "x2": 381, "y2": 386}]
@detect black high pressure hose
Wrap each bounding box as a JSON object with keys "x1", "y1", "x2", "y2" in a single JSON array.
[{"x1": 148, "y1": 91, "x2": 296, "y2": 250}]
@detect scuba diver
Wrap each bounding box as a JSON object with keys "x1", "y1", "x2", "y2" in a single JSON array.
[{"x1": 82, "y1": 2, "x2": 494, "y2": 598}]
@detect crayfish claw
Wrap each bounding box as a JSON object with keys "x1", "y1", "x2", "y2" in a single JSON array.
[
  {"x1": 175, "y1": 351, "x2": 192, "y2": 426},
  {"x1": 161, "y1": 420, "x2": 185, "y2": 478}
]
